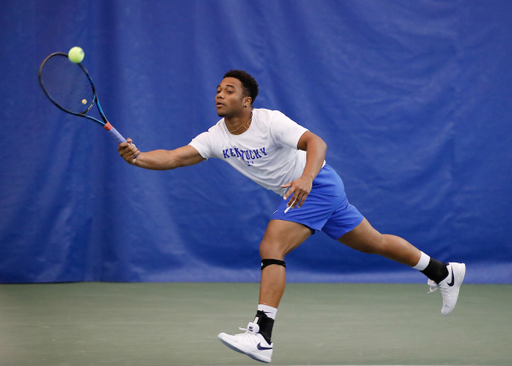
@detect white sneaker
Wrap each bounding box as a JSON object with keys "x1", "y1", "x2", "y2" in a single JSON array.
[
  {"x1": 218, "y1": 321, "x2": 273, "y2": 363},
  {"x1": 427, "y1": 262, "x2": 466, "y2": 316}
]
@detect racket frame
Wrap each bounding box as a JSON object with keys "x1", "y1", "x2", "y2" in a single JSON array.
[{"x1": 38, "y1": 52, "x2": 126, "y2": 143}]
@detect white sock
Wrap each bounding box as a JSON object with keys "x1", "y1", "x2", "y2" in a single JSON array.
[
  {"x1": 258, "y1": 304, "x2": 277, "y2": 320},
  {"x1": 413, "y1": 251, "x2": 430, "y2": 271}
]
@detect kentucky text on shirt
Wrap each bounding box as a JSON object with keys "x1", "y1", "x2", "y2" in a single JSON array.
[{"x1": 222, "y1": 147, "x2": 268, "y2": 165}]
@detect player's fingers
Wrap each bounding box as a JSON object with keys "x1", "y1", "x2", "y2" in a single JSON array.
[
  {"x1": 291, "y1": 185, "x2": 310, "y2": 208},
  {"x1": 118, "y1": 142, "x2": 129, "y2": 152},
  {"x1": 118, "y1": 138, "x2": 133, "y2": 152},
  {"x1": 281, "y1": 182, "x2": 294, "y2": 200},
  {"x1": 298, "y1": 192, "x2": 309, "y2": 207},
  {"x1": 284, "y1": 184, "x2": 303, "y2": 205},
  {"x1": 281, "y1": 182, "x2": 292, "y2": 191},
  {"x1": 127, "y1": 143, "x2": 136, "y2": 152},
  {"x1": 131, "y1": 147, "x2": 140, "y2": 159},
  {"x1": 289, "y1": 190, "x2": 305, "y2": 208},
  {"x1": 119, "y1": 145, "x2": 139, "y2": 163},
  {"x1": 291, "y1": 192, "x2": 303, "y2": 208},
  {"x1": 289, "y1": 198, "x2": 299, "y2": 209},
  {"x1": 285, "y1": 191, "x2": 297, "y2": 205}
]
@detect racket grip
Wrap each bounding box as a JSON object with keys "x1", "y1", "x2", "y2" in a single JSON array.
[{"x1": 104, "y1": 122, "x2": 126, "y2": 144}]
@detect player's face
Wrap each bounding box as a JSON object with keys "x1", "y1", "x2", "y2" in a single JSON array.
[{"x1": 216, "y1": 77, "x2": 247, "y2": 117}]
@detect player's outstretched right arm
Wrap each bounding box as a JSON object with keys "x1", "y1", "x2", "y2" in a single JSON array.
[{"x1": 118, "y1": 138, "x2": 204, "y2": 170}]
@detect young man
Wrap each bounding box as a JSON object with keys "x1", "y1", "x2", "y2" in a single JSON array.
[{"x1": 118, "y1": 70, "x2": 466, "y2": 364}]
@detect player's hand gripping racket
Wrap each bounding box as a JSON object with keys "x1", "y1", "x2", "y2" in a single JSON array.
[{"x1": 38, "y1": 52, "x2": 127, "y2": 144}]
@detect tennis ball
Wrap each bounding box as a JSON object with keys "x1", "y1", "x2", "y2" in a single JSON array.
[{"x1": 68, "y1": 47, "x2": 84, "y2": 63}]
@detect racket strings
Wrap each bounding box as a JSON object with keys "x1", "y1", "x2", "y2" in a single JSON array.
[{"x1": 40, "y1": 55, "x2": 93, "y2": 114}]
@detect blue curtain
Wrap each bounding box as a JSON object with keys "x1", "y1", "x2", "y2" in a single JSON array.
[{"x1": 1, "y1": 0, "x2": 511, "y2": 283}]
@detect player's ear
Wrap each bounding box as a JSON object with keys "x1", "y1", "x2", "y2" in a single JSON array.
[{"x1": 243, "y1": 97, "x2": 252, "y2": 108}]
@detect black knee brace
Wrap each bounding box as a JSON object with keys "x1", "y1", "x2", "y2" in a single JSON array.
[{"x1": 261, "y1": 259, "x2": 286, "y2": 270}]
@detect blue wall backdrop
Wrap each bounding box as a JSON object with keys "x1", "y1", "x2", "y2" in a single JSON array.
[{"x1": 1, "y1": 0, "x2": 511, "y2": 283}]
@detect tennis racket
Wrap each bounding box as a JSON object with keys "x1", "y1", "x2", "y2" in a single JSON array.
[{"x1": 38, "y1": 52, "x2": 126, "y2": 144}]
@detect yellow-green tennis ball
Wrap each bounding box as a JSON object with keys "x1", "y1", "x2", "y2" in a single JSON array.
[{"x1": 68, "y1": 47, "x2": 84, "y2": 63}]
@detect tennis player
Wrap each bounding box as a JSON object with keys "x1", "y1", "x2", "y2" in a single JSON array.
[{"x1": 118, "y1": 70, "x2": 466, "y2": 363}]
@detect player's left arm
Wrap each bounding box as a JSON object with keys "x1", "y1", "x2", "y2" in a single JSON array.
[{"x1": 281, "y1": 131, "x2": 327, "y2": 209}]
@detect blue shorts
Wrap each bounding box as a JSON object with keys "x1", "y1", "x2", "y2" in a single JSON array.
[{"x1": 271, "y1": 164, "x2": 364, "y2": 240}]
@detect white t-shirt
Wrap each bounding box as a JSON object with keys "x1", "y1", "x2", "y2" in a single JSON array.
[{"x1": 189, "y1": 108, "x2": 309, "y2": 196}]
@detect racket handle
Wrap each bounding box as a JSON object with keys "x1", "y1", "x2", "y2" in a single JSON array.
[
  {"x1": 104, "y1": 121, "x2": 139, "y2": 159},
  {"x1": 104, "y1": 122, "x2": 126, "y2": 143}
]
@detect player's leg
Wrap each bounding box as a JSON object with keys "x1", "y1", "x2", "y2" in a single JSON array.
[
  {"x1": 218, "y1": 219, "x2": 311, "y2": 363},
  {"x1": 258, "y1": 219, "x2": 312, "y2": 307},
  {"x1": 337, "y1": 217, "x2": 422, "y2": 266},
  {"x1": 337, "y1": 217, "x2": 465, "y2": 315}
]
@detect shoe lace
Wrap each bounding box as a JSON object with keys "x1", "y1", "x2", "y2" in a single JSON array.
[
  {"x1": 238, "y1": 327, "x2": 258, "y2": 335},
  {"x1": 427, "y1": 279, "x2": 438, "y2": 294},
  {"x1": 238, "y1": 321, "x2": 259, "y2": 334}
]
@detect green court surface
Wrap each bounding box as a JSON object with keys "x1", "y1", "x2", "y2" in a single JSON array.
[{"x1": 0, "y1": 282, "x2": 510, "y2": 366}]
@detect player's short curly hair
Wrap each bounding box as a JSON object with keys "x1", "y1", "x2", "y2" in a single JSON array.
[{"x1": 223, "y1": 70, "x2": 259, "y2": 105}]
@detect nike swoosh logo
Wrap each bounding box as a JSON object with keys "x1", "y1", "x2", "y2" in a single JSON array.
[
  {"x1": 447, "y1": 271, "x2": 455, "y2": 286},
  {"x1": 257, "y1": 343, "x2": 273, "y2": 351}
]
